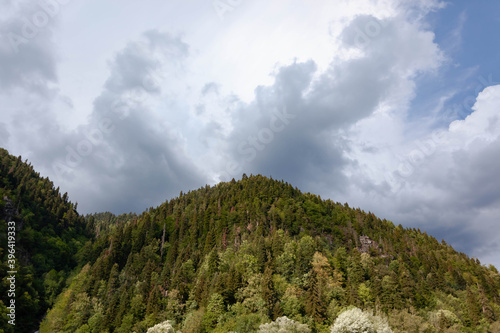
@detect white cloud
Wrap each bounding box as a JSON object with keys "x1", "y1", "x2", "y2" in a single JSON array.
[
  {"x1": 345, "y1": 85, "x2": 500, "y2": 268},
  {"x1": 448, "y1": 86, "x2": 500, "y2": 143}
]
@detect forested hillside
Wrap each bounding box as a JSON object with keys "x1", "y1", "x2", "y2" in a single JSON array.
[
  {"x1": 37, "y1": 174, "x2": 500, "y2": 332},
  {"x1": 0, "y1": 148, "x2": 91, "y2": 332}
]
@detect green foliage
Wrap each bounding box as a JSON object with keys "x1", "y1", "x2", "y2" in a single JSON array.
[
  {"x1": 0, "y1": 148, "x2": 90, "y2": 332},
  {"x1": 305, "y1": 269, "x2": 325, "y2": 321},
  {"x1": 202, "y1": 293, "x2": 225, "y2": 330},
  {"x1": 4, "y1": 168, "x2": 498, "y2": 333}
]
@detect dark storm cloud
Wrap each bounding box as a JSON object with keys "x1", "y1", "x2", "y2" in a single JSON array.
[
  {"x1": 219, "y1": 60, "x2": 351, "y2": 192},
  {"x1": 218, "y1": 59, "x2": 349, "y2": 191},
  {"x1": 221, "y1": 14, "x2": 442, "y2": 195},
  {"x1": 66, "y1": 108, "x2": 204, "y2": 214},
  {"x1": 43, "y1": 30, "x2": 206, "y2": 213}
]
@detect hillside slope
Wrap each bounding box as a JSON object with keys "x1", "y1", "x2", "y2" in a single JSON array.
[
  {"x1": 0, "y1": 148, "x2": 90, "y2": 332},
  {"x1": 40, "y1": 174, "x2": 500, "y2": 332}
]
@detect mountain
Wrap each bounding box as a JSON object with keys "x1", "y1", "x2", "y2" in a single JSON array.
[
  {"x1": 1, "y1": 148, "x2": 499, "y2": 333},
  {"x1": 0, "y1": 148, "x2": 91, "y2": 332},
  {"x1": 38, "y1": 174, "x2": 500, "y2": 332}
]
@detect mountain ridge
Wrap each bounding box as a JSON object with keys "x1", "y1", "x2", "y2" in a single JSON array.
[
  {"x1": 41, "y1": 174, "x2": 500, "y2": 332},
  {"x1": 0, "y1": 148, "x2": 499, "y2": 332}
]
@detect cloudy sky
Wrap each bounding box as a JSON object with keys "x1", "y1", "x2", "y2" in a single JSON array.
[{"x1": 1, "y1": 0, "x2": 499, "y2": 268}]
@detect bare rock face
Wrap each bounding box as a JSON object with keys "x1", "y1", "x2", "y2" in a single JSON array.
[{"x1": 359, "y1": 235, "x2": 378, "y2": 254}]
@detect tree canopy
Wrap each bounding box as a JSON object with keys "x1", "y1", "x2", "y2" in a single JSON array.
[{"x1": 1, "y1": 149, "x2": 499, "y2": 333}]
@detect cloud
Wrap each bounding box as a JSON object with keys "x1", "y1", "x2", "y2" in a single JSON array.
[
  {"x1": 346, "y1": 85, "x2": 500, "y2": 268},
  {"x1": 201, "y1": 82, "x2": 220, "y2": 96},
  {"x1": 0, "y1": 1, "x2": 59, "y2": 93},
  {"x1": 217, "y1": 12, "x2": 443, "y2": 194},
  {"x1": 1, "y1": 0, "x2": 498, "y2": 268},
  {"x1": 204, "y1": 4, "x2": 500, "y2": 268},
  {"x1": 0, "y1": 123, "x2": 9, "y2": 146},
  {"x1": 104, "y1": 30, "x2": 189, "y2": 95},
  {"x1": 19, "y1": 30, "x2": 206, "y2": 213}
]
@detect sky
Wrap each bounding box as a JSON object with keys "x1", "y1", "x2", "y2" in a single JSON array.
[{"x1": 1, "y1": 0, "x2": 499, "y2": 268}]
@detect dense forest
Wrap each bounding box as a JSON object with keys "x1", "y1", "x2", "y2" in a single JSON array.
[
  {"x1": 1, "y1": 148, "x2": 500, "y2": 332},
  {"x1": 0, "y1": 148, "x2": 91, "y2": 332}
]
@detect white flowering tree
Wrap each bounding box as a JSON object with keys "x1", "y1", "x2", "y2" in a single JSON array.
[
  {"x1": 259, "y1": 316, "x2": 311, "y2": 333},
  {"x1": 330, "y1": 307, "x2": 392, "y2": 333},
  {"x1": 147, "y1": 320, "x2": 179, "y2": 333}
]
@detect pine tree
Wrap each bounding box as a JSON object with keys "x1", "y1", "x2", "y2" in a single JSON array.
[
  {"x1": 305, "y1": 269, "x2": 325, "y2": 321},
  {"x1": 399, "y1": 266, "x2": 414, "y2": 303},
  {"x1": 26, "y1": 173, "x2": 500, "y2": 333},
  {"x1": 262, "y1": 265, "x2": 277, "y2": 319},
  {"x1": 146, "y1": 285, "x2": 161, "y2": 315},
  {"x1": 478, "y1": 284, "x2": 495, "y2": 322},
  {"x1": 201, "y1": 293, "x2": 225, "y2": 330},
  {"x1": 465, "y1": 286, "x2": 481, "y2": 327},
  {"x1": 204, "y1": 230, "x2": 216, "y2": 254},
  {"x1": 208, "y1": 249, "x2": 220, "y2": 277}
]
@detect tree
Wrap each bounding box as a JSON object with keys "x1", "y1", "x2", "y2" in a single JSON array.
[
  {"x1": 32, "y1": 174, "x2": 500, "y2": 333},
  {"x1": 276, "y1": 241, "x2": 297, "y2": 281},
  {"x1": 208, "y1": 249, "x2": 220, "y2": 277},
  {"x1": 398, "y1": 266, "x2": 414, "y2": 303},
  {"x1": 259, "y1": 316, "x2": 311, "y2": 332},
  {"x1": 381, "y1": 274, "x2": 399, "y2": 310},
  {"x1": 116, "y1": 313, "x2": 134, "y2": 333},
  {"x1": 347, "y1": 251, "x2": 364, "y2": 285},
  {"x1": 147, "y1": 320, "x2": 178, "y2": 333},
  {"x1": 305, "y1": 269, "x2": 325, "y2": 321},
  {"x1": 465, "y1": 286, "x2": 481, "y2": 327},
  {"x1": 358, "y1": 283, "x2": 373, "y2": 308},
  {"x1": 182, "y1": 309, "x2": 204, "y2": 332},
  {"x1": 165, "y1": 289, "x2": 184, "y2": 324},
  {"x1": 330, "y1": 307, "x2": 392, "y2": 333},
  {"x1": 262, "y1": 265, "x2": 277, "y2": 318},
  {"x1": 202, "y1": 293, "x2": 225, "y2": 330},
  {"x1": 429, "y1": 310, "x2": 460, "y2": 331},
  {"x1": 281, "y1": 286, "x2": 304, "y2": 319},
  {"x1": 297, "y1": 236, "x2": 315, "y2": 275}
]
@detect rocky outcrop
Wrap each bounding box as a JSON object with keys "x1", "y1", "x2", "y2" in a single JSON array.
[{"x1": 359, "y1": 235, "x2": 378, "y2": 254}]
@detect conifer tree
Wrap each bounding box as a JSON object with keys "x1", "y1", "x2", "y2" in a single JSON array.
[
  {"x1": 208, "y1": 248, "x2": 220, "y2": 277},
  {"x1": 465, "y1": 286, "x2": 481, "y2": 326},
  {"x1": 262, "y1": 264, "x2": 277, "y2": 319},
  {"x1": 305, "y1": 269, "x2": 325, "y2": 321}
]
